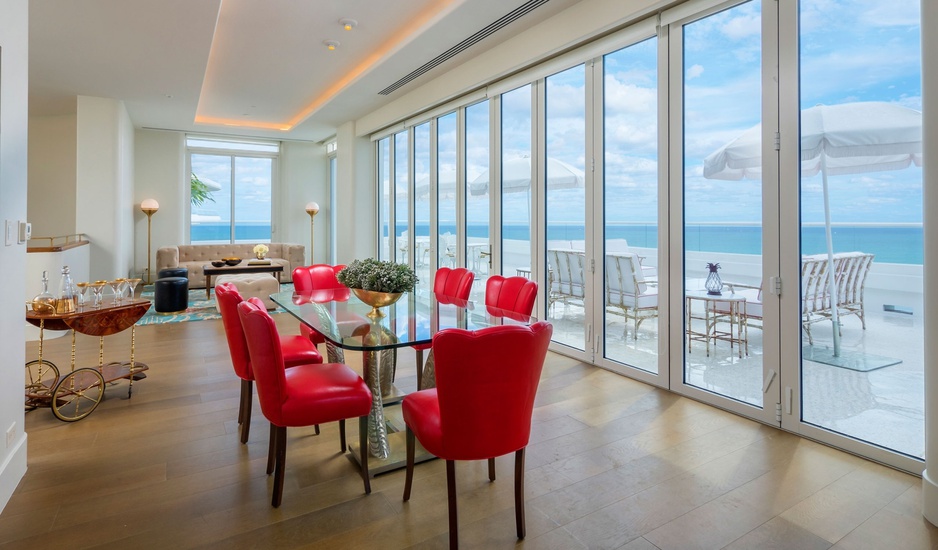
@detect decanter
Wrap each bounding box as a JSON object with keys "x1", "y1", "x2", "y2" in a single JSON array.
[
  {"x1": 31, "y1": 271, "x2": 57, "y2": 313},
  {"x1": 56, "y1": 266, "x2": 77, "y2": 313}
]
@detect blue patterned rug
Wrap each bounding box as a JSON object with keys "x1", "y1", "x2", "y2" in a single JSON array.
[{"x1": 136, "y1": 284, "x2": 289, "y2": 325}]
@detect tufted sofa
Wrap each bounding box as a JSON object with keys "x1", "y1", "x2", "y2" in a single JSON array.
[{"x1": 155, "y1": 243, "x2": 305, "y2": 289}]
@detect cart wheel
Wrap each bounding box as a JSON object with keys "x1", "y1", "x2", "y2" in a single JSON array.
[
  {"x1": 25, "y1": 359, "x2": 60, "y2": 396},
  {"x1": 52, "y1": 368, "x2": 105, "y2": 422}
]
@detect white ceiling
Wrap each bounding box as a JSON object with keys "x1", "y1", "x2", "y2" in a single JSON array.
[{"x1": 29, "y1": 0, "x2": 581, "y2": 142}]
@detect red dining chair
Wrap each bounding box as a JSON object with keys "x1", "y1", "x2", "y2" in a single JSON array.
[
  {"x1": 292, "y1": 264, "x2": 346, "y2": 346},
  {"x1": 412, "y1": 267, "x2": 474, "y2": 389},
  {"x1": 238, "y1": 298, "x2": 373, "y2": 507},
  {"x1": 485, "y1": 275, "x2": 538, "y2": 317},
  {"x1": 216, "y1": 282, "x2": 323, "y2": 444},
  {"x1": 402, "y1": 321, "x2": 553, "y2": 549}
]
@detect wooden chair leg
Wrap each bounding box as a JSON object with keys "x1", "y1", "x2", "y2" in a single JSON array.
[
  {"x1": 514, "y1": 448, "x2": 526, "y2": 539},
  {"x1": 240, "y1": 380, "x2": 253, "y2": 444},
  {"x1": 272, "y1": 425, "x2": 287, "y2": 508},
  {"x1": 314, "y1": 424, "x2": 320, "y2": 435},
  {"x1": 415, "y1": 349, "x2": 424, "y2": 391},
  {"x1": 339, "y1": 419, "x2": 347, "y2": 452},
  {"x1": 359, "y1": 416, "x2": 371, "y2": 494},
  {"x1": 266, "y1": 423, "x2": 277, "y2": 475},
  {"x1": 488, "y1": 457, "x2": 496, "y2": 481},
  {"x1": 447, "y1": 460, "x2": 458, "y2": 549},
  {"x1": 403, "y1": 427, "x2": 415, "y2": 501}
]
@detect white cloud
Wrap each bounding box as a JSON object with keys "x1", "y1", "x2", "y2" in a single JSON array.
[{"x1": 686, "y1": 64, "x2": 705, "y2": 80}]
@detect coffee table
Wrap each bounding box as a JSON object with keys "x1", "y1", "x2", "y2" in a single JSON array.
[{"x1": 202, "y1": 264, "x2": 283, "y2": 299}]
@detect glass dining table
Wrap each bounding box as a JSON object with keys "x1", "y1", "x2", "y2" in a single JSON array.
[{"x1": 270, "y1": 287, "x2": 534, "y2": 473}]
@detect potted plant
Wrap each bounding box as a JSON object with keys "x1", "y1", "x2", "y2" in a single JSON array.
[{"x1": 337, "y1": 258, "x2": 418, "y2": 318}]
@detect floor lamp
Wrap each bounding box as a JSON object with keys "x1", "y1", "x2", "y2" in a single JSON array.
[
  {"x1": 305, "y1": 201, "x2": 319, "y2": 264},
  {"x1": 141, "y1": 199, "x2": 159, "y2": 283}
]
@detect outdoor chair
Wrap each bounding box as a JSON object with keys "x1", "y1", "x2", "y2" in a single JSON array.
[
  {"x1": 546, "y1": 249, "x2": 586, "y2": 313},
  {"x1": 801, "y1": 252, "x2": 873, "y2": 344},
  {"x1": 604, "y1": 252, "x2": 658, "y2": 339}
]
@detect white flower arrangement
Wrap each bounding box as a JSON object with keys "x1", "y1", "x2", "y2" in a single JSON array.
[{"x1": 253, "y1": 243, "x2": 269, "y2": 256}]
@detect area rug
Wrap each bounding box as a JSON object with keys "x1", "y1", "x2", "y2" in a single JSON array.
[{"x1": 136, "y1": 284, "x2": 290, "y2": 326}]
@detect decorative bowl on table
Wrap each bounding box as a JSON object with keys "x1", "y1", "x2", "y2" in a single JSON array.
[
  {"x1": 350, "y1": 288, "x2": 403, "y2": 319},
  {"x1": 211, "y1": 260, "x2": 226, "y2": 268},
  {"x1": 222, "y1": 257, "x2": 242, "y2": 266}
]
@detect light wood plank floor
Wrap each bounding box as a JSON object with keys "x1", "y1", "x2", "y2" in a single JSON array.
[{"x1": 5, "y1": 315, "x2": 938, "y2": 549}]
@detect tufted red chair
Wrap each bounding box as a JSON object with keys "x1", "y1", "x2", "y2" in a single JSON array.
[
  {"x1": 402, "y1": 321, "x2": 553, "y2": 549},
  {"x1": 485, "y1": 275, "x2": 538, "y2": 317},
  {"x1": 216, "y1": 282, "x2": 323, "y2": 444},
  {"x1": 238, "y1": 298, "x2": 373, "y2": 507},
  {"x1": 292, "y1": 264, "x2": 346, "y2": 345},
  {"x1": 411, "y1": 267, "x2": 474, "y2": 389}
]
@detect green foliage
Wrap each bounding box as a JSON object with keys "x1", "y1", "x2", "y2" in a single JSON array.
[
  {"x1": 191, "y1": 173, "x2": 216, "y2": 207},
  {"x1": 337, "y1": 258, "x2": 418, "y2": 293}
]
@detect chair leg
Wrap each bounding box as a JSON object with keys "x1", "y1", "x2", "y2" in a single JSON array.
[
  {"x1": 488, "y1": 457, "x2": 496, "y2": 481},
  {"x1": 359, "y1": 416, "x2": 371, "y2": 494},
  {"x1": 514, "y1": 448, "x2": 526, "y2": 540},
  {"x1": 266, "y1": 423, "x2": 277, "y2": 475},
  {"x1": 403, "y1": 427, "x2": 415, "y2": 501},
  {"x1": 446, "y1": 460, "x2": 458, "y2": 550},
  {"x1": 339, "y1": 418, "x2": 347, "y2": 452},
  {"x1": 415, "y1": 349, "x2": 424, "y2": 391},
  {"x1": 240, "y1": 380, "x2": 253, "y2": 444},
  {"x1": 315, "y1": 424, "x2": 320, "y2": 435},
  {"x1": 272, "y1": 425, "x2": 287, "y2": 508}
]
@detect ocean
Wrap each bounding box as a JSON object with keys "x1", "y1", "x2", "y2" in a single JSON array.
[{"x1": 193, "y1": 222, "x2": 924, "y2": 265}]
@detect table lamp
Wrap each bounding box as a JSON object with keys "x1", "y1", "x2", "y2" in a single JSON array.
[
  {"x1": 305, "y1": 201, "x2": 320, "y2": 264},
  {"x1": 141, "y1": 199, "x2": 159, "y2": 283}
]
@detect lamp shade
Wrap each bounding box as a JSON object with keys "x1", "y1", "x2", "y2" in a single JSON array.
[
  {"x1": 141, "y1": 199, "x2": 160, "y2": 213},
  {"x1": 305, "y1": 201, "x2": 320, "y2": 215}
]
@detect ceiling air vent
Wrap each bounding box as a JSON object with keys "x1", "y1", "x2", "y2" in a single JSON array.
[{"x1": 378, "y1": 0, "x2": 551, "y2": 96}]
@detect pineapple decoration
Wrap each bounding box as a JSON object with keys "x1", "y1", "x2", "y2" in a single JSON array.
[{"x1": 705, "y1": 262, "x2": 723, "y2": 295}]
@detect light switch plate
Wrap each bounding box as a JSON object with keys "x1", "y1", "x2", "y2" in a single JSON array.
[
  {"x1": 18, "y1": 221, "x2": 31, "y2": 243},
  {"x1": 4, "y1": 220, "x2": 13, "y2": 246}
]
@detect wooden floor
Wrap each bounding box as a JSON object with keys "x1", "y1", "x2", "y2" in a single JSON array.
[{"x1": 5, "y1": 315, "x2": 938, "y2": 549}]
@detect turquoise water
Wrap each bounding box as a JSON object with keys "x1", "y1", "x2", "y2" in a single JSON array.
[{"x1": 198, "y1": 222, "x2": 923, "y2": 265}]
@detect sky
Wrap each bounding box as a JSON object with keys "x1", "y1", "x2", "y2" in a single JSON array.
[{"x1": 377, "y1": 0, "x2": 922, "y2": 236}]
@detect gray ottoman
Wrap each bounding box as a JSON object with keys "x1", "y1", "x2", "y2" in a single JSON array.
[{"x1": 155, "y1": 276, "x2": 189, "y2": 313}]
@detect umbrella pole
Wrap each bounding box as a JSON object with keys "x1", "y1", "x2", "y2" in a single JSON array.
[{"x1": 820, "y1": 157, "x2": 842, "y2": 356}]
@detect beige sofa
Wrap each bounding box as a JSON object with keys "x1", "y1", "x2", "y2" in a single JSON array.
[{"x1": 155, "y1": 243, "x2": 304, "y2": 289}]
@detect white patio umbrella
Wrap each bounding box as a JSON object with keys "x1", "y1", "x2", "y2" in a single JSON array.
[
  {"x1": 703, "y1": 101, "x2": 922, "y2": 356},
  {"x1": 469, "y1": 155, "x2": 584, "y2": 196}
]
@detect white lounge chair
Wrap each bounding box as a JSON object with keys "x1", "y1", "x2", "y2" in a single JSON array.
[
  {"x1": 801, "y1": 252, "x2": 873, "y2": 344},
  {"x1": 547, "y1": 249, "x2": 585, "y2": 312},
  {"x1": 605, "y1": 252, "x2": 658, "y2": 339}
]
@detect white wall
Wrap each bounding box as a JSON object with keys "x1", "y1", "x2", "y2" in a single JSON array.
[
  {"x1": 75, "y1": 96, "x2": 135, "y2": 281},
  {"x1": 27, "y1": 113, "x2": 77, "y2": 237},
  {"x1": 334, "y1": 121, "x2": 375, "y2": 263},
  {"x1": 280, "y1": 141, "x2": 329, "y2": 264},
  {"x1": 0, "y1": 0, "x2": 30, "y2": 514},
  {"x1": 134, "y1": 129, "x2": 185, "y2": 280}
]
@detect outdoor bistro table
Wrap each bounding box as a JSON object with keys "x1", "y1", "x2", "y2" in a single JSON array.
[
  {"x1": 685, "y1": 289, "x2": 748, "y2": 358},
  {"x1": 271, "y1": 287, "x2": 535, "y2": 474}
]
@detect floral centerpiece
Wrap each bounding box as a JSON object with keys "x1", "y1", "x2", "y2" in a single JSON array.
[
  {"x1": 253, "y1": 243, "x2": 269, "y2": 260},
  {"x1": 337, "y1": 258, "x2": 418, "y2": 318}
]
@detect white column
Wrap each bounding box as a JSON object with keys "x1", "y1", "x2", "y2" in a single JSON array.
[{"x1": 921, "y1": 0, "x2": 938, "y2": 526}]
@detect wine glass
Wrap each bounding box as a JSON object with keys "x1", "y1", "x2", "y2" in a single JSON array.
[
  {"x1": 108, "y1": 279, "x2": 125, "y2": 305},
  {"x1": 90, "y1": 281, "x2": 107, "y2": 308},
  {"x1": 125, "y1": 278, "x2": 141, "y2": 301},
  {"x1": 75, "y1": 282, "x2": 90, "y2": 309}
]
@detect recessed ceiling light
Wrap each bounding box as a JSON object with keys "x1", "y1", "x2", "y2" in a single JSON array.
[
  {"x1": 339, "y1": 18, "x2": 357, "y2": 31},
  {"x1": 323, "y1": 39, "x2": 340, "y2": 51}
]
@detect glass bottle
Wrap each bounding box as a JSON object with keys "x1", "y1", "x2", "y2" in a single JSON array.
[
  {"x1": 31, "y1": 270, "x2": 57, "y2": 313},
  {"x1": 56, "y1": 266, "x2": 76, "y2": 313}
]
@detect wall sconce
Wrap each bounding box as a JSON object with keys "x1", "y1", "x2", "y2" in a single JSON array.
[
  {"x1": 305, "y1": 201, "x2": 320, "y2": 264},
  {"x1": 140, "y1": 199, "x2": 160, "y2": 283}
]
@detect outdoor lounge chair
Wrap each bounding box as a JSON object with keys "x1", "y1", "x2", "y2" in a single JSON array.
[
  {"x1": 800, "y1": 252, "x2": 873, "y2": 344},
  {"x1": 546, "y1": 249, "x2": 586, "y2": 312},
  {"x1": 605, "y1": 252, "x2": 658, "y2": 339}
]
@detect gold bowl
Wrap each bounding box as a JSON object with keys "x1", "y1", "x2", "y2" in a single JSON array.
[
  {"x1": 350, "y1": 288, "x2": 403, "y2": 319},
  {"x1": 223, "y1": 257, "x2": 242, "y2": 266}
]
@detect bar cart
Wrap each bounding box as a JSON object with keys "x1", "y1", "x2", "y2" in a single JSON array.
[{"x1": 25, "y1": 298, "x2": 151, "y2": 422}]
